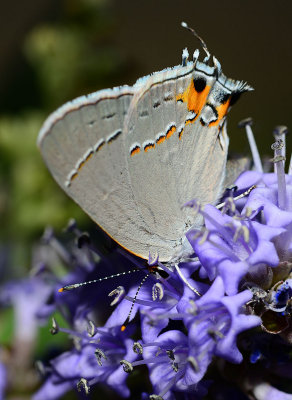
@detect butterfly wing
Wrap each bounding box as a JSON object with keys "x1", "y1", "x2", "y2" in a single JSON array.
[
  {"x1": 38, "y1": 57, "x2": 252, "y2": 262},
  {"x1": 38, "y1": 87, "x2": 158, "y2": 258},
  {"x1": 123, "y1": 59, "x2": 252, "y2": 261}
]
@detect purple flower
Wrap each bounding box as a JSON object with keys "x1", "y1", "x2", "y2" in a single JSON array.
[
  {"x1": 138, "y1": 263, "x2": 205, "y2": 342},
  {"x1": 1, "y1": 277, "x2": 52, "y2": 343},
  {"x1": 16, "y1": 122, "x2": 292, "y2": 399},
  {"x1": 119, "y1": 277, "x2": 259, "y2": 399},
  {"x1": 187, "y1": 277, "x2": 260, "y2": 364},
  {"x1": 34, "y1": 302, "x2": 138, "y2": 399},
  {"x1": 141, "y1": 330, "x2": 204, "y2": 400},
  {"x1": 129, "y1": 329, "x2": 210, "y2": 400},
  {"x1": 187, "y1": 202, "x2": 284, "y2": 295}
]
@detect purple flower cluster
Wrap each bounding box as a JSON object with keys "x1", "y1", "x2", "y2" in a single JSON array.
[{"x1": 3, "y1": 122, "x2": 292, "y2": 399}]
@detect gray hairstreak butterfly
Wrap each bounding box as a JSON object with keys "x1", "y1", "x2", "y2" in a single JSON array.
[{"x1": 38, "y1": 23, "x2": 253, "y2": 263}]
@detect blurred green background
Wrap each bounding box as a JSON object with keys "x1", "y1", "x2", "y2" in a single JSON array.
[{"x1": 0, "y1": 0, "x2": 291, "y2": 398}]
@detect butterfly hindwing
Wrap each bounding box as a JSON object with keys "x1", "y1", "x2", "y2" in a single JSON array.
[{"x1": 123, "y1": 62, "x2": 230, "y2": 260}]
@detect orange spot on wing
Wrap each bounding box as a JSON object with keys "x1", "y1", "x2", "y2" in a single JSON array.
[
  {"x1": 71, "y1": 172, "x2": 78, "y2": 181},
  {"x1": 68, "y1": 149, "x2": 95, "y2": 186},
  {"x1": 177, "y1": 80, "x2": 211, "y2": 120},
  {"x1": 188, "y1": 82, "x2": 211, "y2": 115},
  {"x1": 156, "y1": 135, "x2": 166, "y2": 145},
  {"x1": 96, "y1": 142, "x2": 105, "y2": 152},
  {"x1": 78, "y1": 160, "x2": 85, "y2": 170},
  {"x1": 166, "y1": 125, "x2": 176, "y2": 139},
  {"x1": 121, "y1": 325, "x2": 126, "y2": 332},
  {"x1": 85, "y1": 152, "x2": 93, "y2": 162},
  {"x1": 144, "y1": 143, "x2": 155, "y2": 152},
  {"x1": 185, "y1": 116, "x2": 196, "y2": 126},
  {"x1": 130, "y1": 146, "x2": 141, "y2": 156},
  {"x1": 178, "y1": 128, "x2": 184, "y2": 140},
  {"x1": 209, "y1": 99, "x2": 231, "y2": 127},
  {"x1": 58, "y1": 288, "x2": 64, "y2": 293}
]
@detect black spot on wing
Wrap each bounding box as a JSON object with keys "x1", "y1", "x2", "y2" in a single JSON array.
[{"x1": 193, "y1": 77, "x2": 206, "y2": 93}]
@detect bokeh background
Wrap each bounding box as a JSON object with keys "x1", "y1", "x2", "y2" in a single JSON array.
[{"x1": 0, "y1": 0, "x2": 291, "y2": 398}]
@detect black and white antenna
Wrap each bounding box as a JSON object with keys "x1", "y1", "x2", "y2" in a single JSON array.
[{"x1": 181, "y1": 21, "x2": 211, "y2": 60}]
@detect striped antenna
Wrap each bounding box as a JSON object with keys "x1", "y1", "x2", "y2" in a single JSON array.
[
  {"x1": 181, "y1": 22, "x2": 210, "y2": 60},
  {"x1": 58, "y1": 269, "x2": 141, "y2": 292},
  {"x1": 121, "y1": 273, "x2": 151, "y2": 331}
]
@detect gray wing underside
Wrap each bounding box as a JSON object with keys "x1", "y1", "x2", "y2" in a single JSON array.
[
  {"x1": 39, "y1": 65, "x2": 231, "y2": 262},
  {"x1": 124, "y1": 68, "x2": 229, "y2": 260},
  {"x1": 38, "y1": 87, "x2": 171, "y2": 259}
]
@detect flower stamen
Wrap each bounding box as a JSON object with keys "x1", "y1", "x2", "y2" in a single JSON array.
[
  {"x1": 273, "y1": 125, "x2": 288, "y2": 172},
  {"x1": 133, "y1": 342, "x2": 143, "y2": 354},
  {"x1": 152, "y1": 283, "x2": 164, "y2": 301},
  {"x1": 108, "y1": 286, "x2": 125, "y2": 306},
  {"x1": 77, "y1": 378, "x2": 90, "y2": 395},
  {"x1": 95, "y1": 348, "x2": 107, "y2": 366},
  {"x1": 238, "y1": 118, "x2": 263, "y2": 173},
  {"x1": 87, "y1": 320, "x2": 96, "y2": 337},
  {"x1": 271, "y1": 139, "x2": 287, "y2": 210},
  {"x1": 120, "y1": 359, "x2": 133, "y2": 373},
  {"x1": 174, "y1": 263, "x2": 201, "y2": 296}
]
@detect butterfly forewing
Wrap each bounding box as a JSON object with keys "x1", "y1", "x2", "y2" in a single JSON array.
[{"x1": 39, "y1": 87, "x2": 160, "y2": 258}]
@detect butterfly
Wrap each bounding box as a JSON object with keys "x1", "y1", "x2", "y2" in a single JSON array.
[{"x1": 38, "y1": 24, "x2": 252, "y2": 263}]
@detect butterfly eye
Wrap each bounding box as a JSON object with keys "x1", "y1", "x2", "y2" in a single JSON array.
[{"x1": 193, "y1": 77, "x2": 207, "y2": 92}]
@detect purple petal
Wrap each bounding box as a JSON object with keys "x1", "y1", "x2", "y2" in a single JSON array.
[
  {"x1": 218, "y1": 260, "x2": 249, "y2": 295},
  {"x1": 33, "y1": 377, "x2": 73, "y2": 400},
  {"x1": 235, "y1": 171, "x2": 263, "y2": 189},
  {"x1": 197, "y1": 277, "x2": 225, "y2": 307},
  {"x1": 248, "y1": 240, "x2": 279, "y2": 266}
]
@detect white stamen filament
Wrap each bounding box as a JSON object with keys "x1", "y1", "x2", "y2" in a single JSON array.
[
  {"x1": 245, "y1": 124, "x2": 263, "y2": 173},
  {"x1": 289, "y1": 153, "x2": 292, "y2": 176},
  {"x1": 174, "y1": 263, "x2": 201, "y2": 296},
  {"x1": 273, "y1": 126, "x2": 287, "y2": 172},
  {"x1": 272, "y1": 141, "x2": 287, "y2": 210}
]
